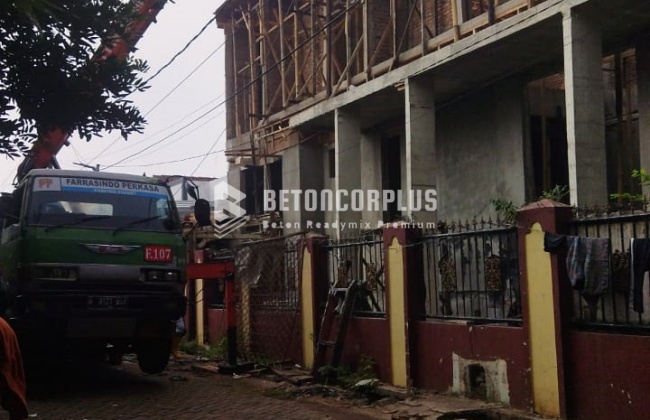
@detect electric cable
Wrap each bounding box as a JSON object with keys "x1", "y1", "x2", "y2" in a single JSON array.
[
  {"x1": 142, "y1": 15, "x2": 216, "y2": 86},
  {"x1": 112, "y1": 148, "x2": 225, "y2": 168},
  {"x1": 102, "y1": 0, "x2": 362, "y2": 170},
  {"x1": 94, "y1": 94, "x2": 225, "y2": 160},
  {"x1": 86, "y1": 25, "x2": 223, "y2": 164},
  {"x1": 190, "y1": 128, "x2": 226, "y2": 176}
]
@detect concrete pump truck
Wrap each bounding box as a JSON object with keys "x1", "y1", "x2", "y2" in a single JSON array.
[{"x1": 0, "y1": 0, "x2": 187, "y2": 374}]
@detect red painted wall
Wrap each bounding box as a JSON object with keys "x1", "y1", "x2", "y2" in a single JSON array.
[
  {"x1": 567, "y1": 331, "x2": 650, "y2": 419},
  {"x1": 415, "y1": 321, "x2": 531, "y2": 410},
  {"x1": 249, "y1": 310, "x2": 303, "y2": 363},
  {"x1": 206, "y1": 308, "x2": 227, "y2": 346},
  {"x1": 337, "y1": 317, "x2": 392, "y2": 382}
]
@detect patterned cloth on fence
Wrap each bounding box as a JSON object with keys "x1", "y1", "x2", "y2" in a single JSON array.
[
  {"x1": 337, "y1": 261, "x2": 351, "y2": 287},
  {"x1": 566, "y1": 236, "x2": 611, "y2": 298},
  {"x1": 631, "y1": 238, "x2": 650, "y2": 313},
  {"x1": 611, "y1": 249, "x2": 631, "y2": 298},
  {"x1": 365, "y1": 262, "x2": 380, "y2": 291},
  {"x1": 438, "y1": 256, "x2": 457, "y2": 292},
  {"x1": 484, "y1": 255, "x2": 502, "y2": 292}
]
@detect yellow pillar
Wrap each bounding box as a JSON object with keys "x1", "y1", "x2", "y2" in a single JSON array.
[
  {"x1": 301, "y1": 246, "x2": 315, "y2": 368},
  {"x1": 525, "y1": 223, "x2": 560, "y2": 417},
  {"x1": 387, "y1": 236, "x2": 407, "y2": 387},
  {"x1": 195, "y1": 278, "x2": 204, "y2": 345}
]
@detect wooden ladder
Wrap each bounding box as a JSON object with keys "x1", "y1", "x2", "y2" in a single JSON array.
[{"x1": 311, "y1": 280, "x2": 358, "y2": 375}]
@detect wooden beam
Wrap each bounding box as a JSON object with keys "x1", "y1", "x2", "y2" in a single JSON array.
[
  {"x1": 326, "y1": 0, "x2": 332, "y2": 96},
  {"x1": 345, "y1": 0, "x2": 351, "y2": 88},
  {"x1": 294, "y1": 2, "x2": 301, "y2": 102},
  {"x1": 259, "y1": 0, "x2": 268, "y2": 120},
  {"x1": 391, "y1": 0, "x2": 397, "y2": 62},
  {"x1": 391, "y1": 0, "x2": 417, "y2": 71},
  {"x1": 231, "y1": 20, "x2": 242, "y2": 138},
  {"x1": 278, "y1": 0, "x2": 287, "y2": 107},
  {"x1": 420, "y1": 0, "x2": 427, "y2": 54},
  {"x1": 311, "y1": 0, "x2": 317, "y2": 97},
  {"x1": 451, "y1": 0, "x2": 460, "y2": 41},
  {"x1": 331, "y1": 36, "x2": 364, "y2": 97},
  {"x1": 363, "y1": 0, "x2": 369, "y2": 79}
]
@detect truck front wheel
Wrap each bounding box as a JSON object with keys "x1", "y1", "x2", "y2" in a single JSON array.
[{"x1": 136, "y1": 338, "x2": 171, "y2": 374}]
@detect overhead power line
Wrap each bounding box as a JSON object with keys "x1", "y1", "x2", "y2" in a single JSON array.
[
  {"x1": 145, "y1": 44, "x2": 223, "y2": 117},
  {"x1": 142, "y1": 15, "x2": 217, "y2": 85},
  {"x1": 103, "y1": 0, "x2": 361, "y2": 170},
  {"x1": 112, "y1": 147, "x2": 225, "y2": 168},
  {"x1": 87, "y1": 18, "x2": 221, "y2": 164},
  {"x1": 191, "y1": 128, "x2": 226, "y2": 176}
]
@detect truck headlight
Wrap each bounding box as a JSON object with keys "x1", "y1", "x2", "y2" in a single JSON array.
[{"x1": 164, "y1": 271, "x2": 179, "y2": 282}]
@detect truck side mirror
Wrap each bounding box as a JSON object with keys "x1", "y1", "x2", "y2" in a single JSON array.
[
  {"x1": 194, "y1": 198, "x2": 212, "y2": 227},
  {"x1": 186, "y1": 183, "x2": 199, "y2": 201}
]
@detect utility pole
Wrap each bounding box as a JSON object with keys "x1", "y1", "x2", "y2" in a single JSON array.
[{"x1": 73, "y1": 162, "x2": 100, "y2": 171}]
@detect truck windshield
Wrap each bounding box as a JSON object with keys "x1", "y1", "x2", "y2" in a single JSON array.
[{"x1": 26, "y1": 176, "x2": 180, "y2": 233}]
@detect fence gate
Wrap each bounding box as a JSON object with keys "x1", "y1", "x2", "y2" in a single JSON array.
[{"x1": 234, "y1": 236, "x2": 302, "y2": 362}]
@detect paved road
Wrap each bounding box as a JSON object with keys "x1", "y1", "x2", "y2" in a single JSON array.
[{"x1": 4, "y1": 358, "x2": 387, "y2": 420}]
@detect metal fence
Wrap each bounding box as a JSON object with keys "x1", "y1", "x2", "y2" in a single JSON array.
[
  {"x1": 420, "y1": 221, "x2": 521, "y2": 324},
  {"x1": 234, "y1": 235, "x2": 302, "y2": 361},
  {"x1": 570, "y1": 208, "x2": 650, "y2": 333},
  {"x1": 326, "y1": 232, "x2": 386, "y2": 317}
]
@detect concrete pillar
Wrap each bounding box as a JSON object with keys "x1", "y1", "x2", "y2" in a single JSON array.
[
  {"x1": 360, "y1": 132, "x2": 382, "y2": 228},
  {"x1": 405, "y1": 75, "x2": 437, "y2": 224},
  {"x1": 335, "y1": 107, "x2": 362, "y2": 237},
  {"x1": 226, "y1": 164, "x2": 242, "y2": 196},
  {"x1": 281, "y1": 143, "x2": 325, "y2": 234},
  {"x1": 562, "y1": 8, "x2": 607, "y2": 206},
  {"x1": 636, "y1": 35, "x2": 650, "y2": 198}
]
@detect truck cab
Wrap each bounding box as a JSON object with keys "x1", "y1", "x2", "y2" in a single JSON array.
[{"x1": 0, "y1": 169, "x2": 186, "y2": 373}]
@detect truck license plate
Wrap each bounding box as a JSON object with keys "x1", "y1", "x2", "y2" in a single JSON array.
[{"x1": 87, "y1": 296, "x2": 129, "y2": 309}]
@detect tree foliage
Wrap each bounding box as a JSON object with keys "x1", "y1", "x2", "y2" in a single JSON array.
[{"x1": 0, "y1": 0, "x2": 150, "y2": 158}]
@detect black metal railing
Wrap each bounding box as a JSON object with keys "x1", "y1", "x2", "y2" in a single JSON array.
[
  {"x1": 420, "y1": 221, "x2": 521, "y2": 324},
  {"x1": 326, "y1": 232, "x2": 385, "y2": 317},
  {"x1": 570, "y1": 209, "x2": 650, "y2": 333}
]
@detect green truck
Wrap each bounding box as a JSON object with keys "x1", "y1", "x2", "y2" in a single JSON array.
[{"x1": 0, "y1": 169, "x2": 187, "y2": 373}]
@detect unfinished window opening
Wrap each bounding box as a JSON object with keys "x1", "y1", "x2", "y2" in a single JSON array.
[
  {"x1": 527, "y1": 48, "x2": 640, "y2": 204},
  {"x1": 381, "y1": 136, "x2": 401, "y2": 222},
  {"x1": 527, "y1": 74, "x2": 569, "y2": 201},
  {"x1": 328, "y1": 148, "x2": 336, "y2": 178},
  {"x1": 243, "y1": 166, "x2": 264, "y2": 215}
]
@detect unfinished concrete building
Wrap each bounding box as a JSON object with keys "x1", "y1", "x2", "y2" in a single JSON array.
[{"x1": 215, "y1": 0, "x2": 650, "y2": 234}]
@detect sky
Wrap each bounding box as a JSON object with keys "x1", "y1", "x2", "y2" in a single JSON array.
[{"x1": 0, "y1": 0, "x2": 228, "y2": 195}]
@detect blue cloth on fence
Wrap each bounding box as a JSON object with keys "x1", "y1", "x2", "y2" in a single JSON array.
[
  {"x1": 544, "y1": 233, "x2": 566, "y2": 253},
  {"x1": 566, "y1": 236, "x2": 610, "y2": 297}
]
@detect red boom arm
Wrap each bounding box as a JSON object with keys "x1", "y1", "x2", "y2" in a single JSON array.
[{"x1": 16, "y1": 0, "x2": 167, "y2": 181}]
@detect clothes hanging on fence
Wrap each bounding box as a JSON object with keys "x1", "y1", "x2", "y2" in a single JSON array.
[
  {"x1": 565, "y1": 236, "x2": 611, "y2": 299},
  {"x1": 484, "y1": 255, "x2": 502, "y2": 292},
  {"x1": 631, "y1": 238, "x2": 650, "y2": 313},
  {"x1": 544, "y1": 233, "x2": 567, "y2": 253},
  {"x1": 610, "y1": 249, "x2": 631, "y2": 299}
]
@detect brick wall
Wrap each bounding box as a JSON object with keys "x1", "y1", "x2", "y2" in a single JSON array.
[
  {"x1": 436, "y1": 0, "x2": 453, "y2": 34},
  {"x1": 367, "y1": 0, "x2": 393, "y2": 65}
]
